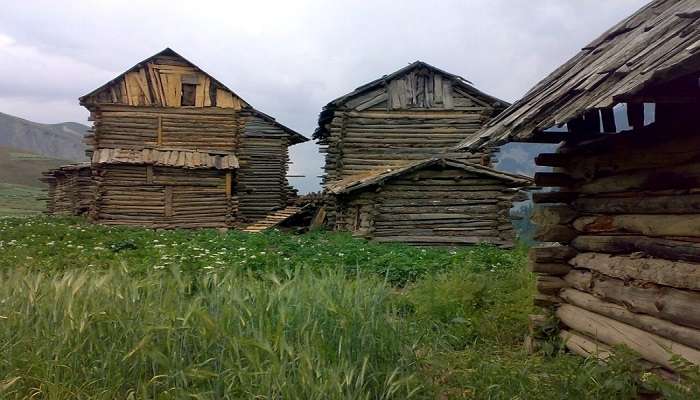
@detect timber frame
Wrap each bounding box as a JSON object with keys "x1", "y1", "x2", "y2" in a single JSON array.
[
  {"x1": 327, "y1": 158, "x2": 531, "y2": 247},
  {"x1": 464, "y1": 0, "x2": 700, "y2": 380},
  {"x1": 315, "y1": 61, "x2": 525, "y2": 243},
  {"x1": 44, "y1": 48, "x2": 308, "y2": 228}
]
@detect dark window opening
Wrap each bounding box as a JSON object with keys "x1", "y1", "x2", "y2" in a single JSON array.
[{"x1": 181, "y1": 83, "x2": 197, "y2": 106}]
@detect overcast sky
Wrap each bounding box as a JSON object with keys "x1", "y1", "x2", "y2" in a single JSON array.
[{"x1": 0, "y1": 0, "x2": 648, "y2": 193}]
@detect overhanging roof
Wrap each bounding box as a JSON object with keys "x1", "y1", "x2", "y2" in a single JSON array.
[
  {"x1": 457, "y1": 0, "x2": 700, "y2": 150},
  {"x1": 326, "y1": 158, "x2": 532, "y2": 195},
  {"x1": 92, "y1": 147, "x2": 239, "y2": 170}
]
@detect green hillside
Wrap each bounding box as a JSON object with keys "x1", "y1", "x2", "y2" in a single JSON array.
[
  {"x1": 0, "y1": 183, "x2": 46, "y2": 216},
  {"x1": 0, "y1": 145, "x2": 72, "y2": 216}
]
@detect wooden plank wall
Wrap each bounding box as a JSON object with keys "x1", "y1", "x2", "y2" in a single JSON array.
[
  {"x1": 237, "y1": 113, "x2": 291, "y2": 221},
  {"x1": 319, "y1": 69, "x2": 498, "y2": 184},
  {"x1": 335, "y1": 166, "x2": 523, "y2": 247},
  {"x1": 82, "y1": 55, "x2": 244, "y2": 110},
  {"x1": 92, "y1": 165, "x2": 235, "y2": 228},
  {"x1": 87, "y1": 106, "x2": 239, "y2": 154},
  {"x1": 530, "y1": 124, "x2": 700, "y2": 373}
]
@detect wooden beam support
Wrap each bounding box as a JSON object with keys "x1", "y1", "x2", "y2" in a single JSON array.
[
  {"x1": 534, "y1": 172, "x2": 576, "y2": 188},
  {"x1": 532, "y1": 191, "x2": 578, "y2": 204},
  {"x1": 534, "y1": 153, "x2": 567, "y2": 167}
]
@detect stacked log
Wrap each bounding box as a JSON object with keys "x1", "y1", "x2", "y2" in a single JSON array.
[
  {"x1": 92, "y1": 165, "x2": 235, "y2": 228},
  {"x1": 530, "y1": 124, "x2": 700, "y2": 373},
  {"x1": 320, "y1": 110, "x2": 494, "y2": 183},
  {"x1": 237, "y1": 113, "x2": 291, "y2": 222},
  {"x1": 90, "y1": 106, "x2": 240, "y2": 153},
  {"x1": 317, "y1": 64, "x2": 508, "y2": 235},
  {"x1": 333, "y1": 162, "x2": 530, "y2": 247},
  {"x1": 41, "y1": 164, "x2": 93, "y2": 216}
]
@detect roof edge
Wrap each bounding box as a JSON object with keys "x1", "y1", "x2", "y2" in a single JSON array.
[{"x1": 327, "y1": 157, "x2": 532, "y2": 195}]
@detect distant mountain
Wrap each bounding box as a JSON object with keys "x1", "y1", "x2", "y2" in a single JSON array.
[
  {"x1": 0, "y1": 112, "x2": 88, "y2": 161},
  {"x1": 0, "y1": 145, "x2": 74, "y2": 216}
]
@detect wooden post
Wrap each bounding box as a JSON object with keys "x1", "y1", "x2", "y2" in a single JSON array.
[
  {"x1": 164, "y1": 186, "x2": 173, "y2": 217},
  {"x1": 225, "y1": 172, "x2": 232, "y2": 199},
  {"x1": 157, "y1": 116, "x2": 163, "y2": 145}
]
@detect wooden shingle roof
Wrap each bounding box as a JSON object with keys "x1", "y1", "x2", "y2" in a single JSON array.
[
  {"x1": 326, "y1": 158, "x2": 532, "y2": 195},
  {"x1": 458, "y1": 0, "x2": 700, "y2": 150},
  {"x1": 92, "y1": 148, "x2": 239, "y2": 170}
]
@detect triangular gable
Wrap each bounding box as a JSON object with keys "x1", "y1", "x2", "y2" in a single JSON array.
[
  {"x1": 314, "y1": 61, "x2": 509, "y2": 140},
  {"x1": 330, "y1": 61, "x2": 507, "y2": 109},
  {"x1": 327, "y1": 158, "x2": 532, "y2": 195},
  {"x1": 80, "y1": 48, "x2": 249, "y2": 109},
  {"x1": 80, "y1": 48, "x2": 308, "y2": 144}
]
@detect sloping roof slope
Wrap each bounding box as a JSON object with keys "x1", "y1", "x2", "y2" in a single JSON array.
[
  {"x1": 326, "y1": 158, "x2": 532, "y2": 195},
  {"x1": 314, "y1": 61, "x2": 509, "y2": 140},
  {"x1": 458, "y1": 0, "x2": 700, "y2": 150},
  {"x1": 79, "y1": 48, "x2": 247, "y2": 107}
]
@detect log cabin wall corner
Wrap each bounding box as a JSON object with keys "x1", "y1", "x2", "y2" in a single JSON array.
[{"x1": 461, "y1": 0, "x2": 700, "y2": 377}]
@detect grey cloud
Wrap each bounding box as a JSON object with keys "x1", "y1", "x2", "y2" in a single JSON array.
[{"x1": 0, "y1": 0, "x2": 648, "y2": 193}]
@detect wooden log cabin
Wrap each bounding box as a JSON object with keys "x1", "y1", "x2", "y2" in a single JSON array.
[
  {"x1": 314, "y1": 61, "x2": 530, "y2": 242},
  {"x1": 77, "y1": 48, "x2": 307, "y2": 228},
  {"x1": 326, "y1": 158, "x2": 531, "y2": 247},
  {"x1": 458, "y1": 0, "x2": 700, "y2": 378},
  {"x1": 314, "y1": 61, "x2": 509, "y2": 185},
  {"x1": 41, "y1": 163, "x2": 93, "y2": 216}
]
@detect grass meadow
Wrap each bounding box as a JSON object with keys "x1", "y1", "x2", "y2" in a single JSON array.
[{"x1": 0, "y1": 217, "x2": 696, "y2": 399}]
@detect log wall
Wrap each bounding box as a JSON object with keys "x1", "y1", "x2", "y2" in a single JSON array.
[
  {"x1": 335, "y1": 166, "x2": 524, "y2": 247},
  {"x1": 529, "y1": 123, "x2": 700, "y2": 372},
  {"x1": 84, "y1": 107, "x2": 292, "y2": 226},
  {"x1": 91, "y1": 165, "x2": 235, "y2": 228},
  {"x1": 320, "y1": 109, "x2": 494, "y2": 184},
  {"x1": 85, "y1": 106, "x2": 241, "y2": 156},
  {"x1": 43, "y1": 167, "x2": 93, "y2": 216},
  {"x1": 237, "y1": 113, "x2": 292, "y2": 222},
  {"x1": 317, "y1": 67, "x2": 501, "y2": 185}
]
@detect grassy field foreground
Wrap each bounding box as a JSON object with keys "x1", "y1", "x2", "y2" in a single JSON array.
[{"x1": 0, "y1": 217, "x2": 694, "y2": 399}]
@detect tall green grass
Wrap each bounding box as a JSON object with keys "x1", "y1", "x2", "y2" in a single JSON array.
[
  {"x1": 0, "y1": 268, "x2": 421, "y2": 399},
  {"x1": 2, "y1": 217, "x2": 697, "y2": 399}
]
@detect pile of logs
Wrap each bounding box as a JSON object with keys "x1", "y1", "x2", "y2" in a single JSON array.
[
  {"x1": 41, "y1": 163, "x2": 92, "y2": 216},
  {"x1": 528, "y1": 123, "x2": 700, "y2": 375}
]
